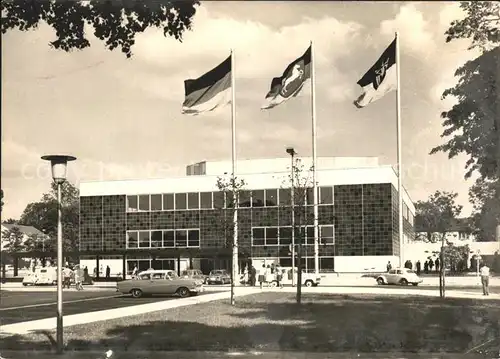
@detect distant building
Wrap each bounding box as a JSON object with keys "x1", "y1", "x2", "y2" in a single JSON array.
[
  {"x1": 79, "y1": 157, "x2": 415, "y2": 274},
  {"x1": 414, "y1": 217, "x2": 477, "y2": 245}
]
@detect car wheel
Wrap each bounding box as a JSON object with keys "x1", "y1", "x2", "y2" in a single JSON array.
[
  {"x1": 52, "y1": 280, "x2": 57, "y2": 286},
  {"x1": 131, "y1": 289, "x2": 143, "y2": 298},
  {"x1": 177, "y1": 287, "x2": 190, "y2": 298},
  {"x1": 304, "y1": 280, "x2": 313, "y2": 287},
  {"x1": 399, "y1": 279, "x2": 408, "y2": 286},
  {"x1": 376, "y1": 278, "x2": 385, "y2": 285},
  {"x1": 22, "y1": 283, "x2": 28, "y2": 286}
]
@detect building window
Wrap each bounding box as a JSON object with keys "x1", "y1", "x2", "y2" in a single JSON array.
[
  {"x1": 163, "y1": 194, "x2": 175, "y2": 211},
  {"x1": 306, "y1": 226, "x2": 315, "y2": 245},
  {"x1": 175, "y1": 193, "x2": 187, "y2": 210},
  {"x1": 187, "y1": 192, "x2": 200, "y2": 210},
  {"x1": 151, "y1": 231, "x2": 162, "y2": 247},
  {"x1": 239, "y1": 190, "x2": 252, "y2": 207},
  {"x1": 163, "y1": 230, "x2": 175, "y2": 247},
  {"x1": 226, "y1": 192, "x2": 234, "y2": 208},
  {"x1": 200, "y1": 192, "x2": 213, "y2": 209},
  {"x1": 127, "y1": 231, "x2": 138, "y2": 248},
  {"x1": 279, "y1": 227, "x2": 292, "y2": 245},
  {"x1": 188, "y1": 229, "x2": 200, "y2": 247},
  {"x1": 320, "y1": 225, "x2": 334, "y2": 245},
  {"x1": 175, "y1": 229, "x2": 188, "y2": 247},
  {"x1": 279, "y1": 189, "x2": 291, "y2": 206},
  {"x1": 213, "y1": 192, "x2": 224, "y2": 209},
  {"x1": 127, "y1": 196, "x2": 138, "y2": 212},
  {"x1": 319, "y1": 187, "x2": 333, "y2": 204},
  {"x1": 320, "y1": 257, "x2": 334, "y2": 271},
  {"x1": 151, "y1": 194, "x2": 162, "y2": 211},
  {"x1": 306, "y1": 188, "x2": 314, "y2": 205},
  {"x1": 266, "y1": 227, "x2": 279, "y2": 245},
  {"x1": 265, "y1": 189, "x2": 278, "y2": 206},
  {"x1": 252, "y1": 228, "x2": 265, "y2": 246},
  {"x1": 138, "y1": 195, "x2": 150, "y2": 211},
  {"x1": 252, "y1": 190, "x2": 265, "y2": 207},
  {"x1": 139, "y1": 231, "x2": 150, "y2": 248}
]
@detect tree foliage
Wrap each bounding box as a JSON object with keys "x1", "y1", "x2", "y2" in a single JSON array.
[
  {"x1": 468, "y1": 176, "x2": 500, "y2": 241},
  {"x1": 1, "y1": 0, "x2": 200, "y2": 58},
  {"x1": 442, "y1": 244, "x2": 469, "y2": 272},
  {"x1": 444, "y1": 1, "x2": 500, "y2": 52},
  {"x1": 1, "y1": 226, "x2": 26, "y2": 253},
  {"x1": 415, "y1": 191, "x2": 463, "y2": 243},
  {"x1": 19, "y1": 181, "x2": 79, "y2": 252}
]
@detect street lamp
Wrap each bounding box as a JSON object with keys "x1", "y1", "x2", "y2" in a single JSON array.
[
  {"x1": 286, "y1": 147, "x2": 296, "y2": 287},
  {"x1": 41, "y1": 154, "x2": 76, "y2": 354}
]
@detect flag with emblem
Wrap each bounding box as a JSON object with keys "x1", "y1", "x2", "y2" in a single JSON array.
[
  {"x1": 354, "y1": 38, "x2": 397, "y2": 108},
  {"x1": 182, "y1": 55, "x2": 231, "y2": 115},
  {"x1": 261, "y1": 46, "x2": 311, "y2": 110}
]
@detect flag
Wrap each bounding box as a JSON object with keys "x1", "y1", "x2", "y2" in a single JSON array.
[
  {"x1": 354, "y1": 38, "x2": 397, "y2": 108},
  {"x1": 261, "y1": 46, "x2": 311, "y2": 110},
  {"x1": 182, "y1": 55, "x2": 231, "y2": 115}
]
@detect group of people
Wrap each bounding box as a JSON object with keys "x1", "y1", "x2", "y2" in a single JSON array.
[
  {"x1": 386, "y1": 259, "x2": 441, "y2": 276},
  {"x1": 240, "y1": 263, "x2": 285, "y2": 289},
  {"x1": 61, "y1": 264, "x2": 86, "y2": 290}
]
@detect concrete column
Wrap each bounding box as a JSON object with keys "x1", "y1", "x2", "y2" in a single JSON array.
[
  {"x1": 96, "y1": 256, "x2": 100, "y2": 279},
  {"x1": 122, "y1": 255, "x2": 127, "y2": 280}
]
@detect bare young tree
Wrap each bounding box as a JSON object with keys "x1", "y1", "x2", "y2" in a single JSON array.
[
  {"x1": 278, "y1": 157, "x2": 314, "y2": 304},
  {"x1": 215, "y1": 174, "x2": 247, "y2": 306}
]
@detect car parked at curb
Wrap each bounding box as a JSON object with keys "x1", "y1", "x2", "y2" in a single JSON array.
[
  {"x1": 22, "y1": 267, "x2": 57, "y2": 286},
  {"x1": 207, "y1": 269, "x2": 231, "y2": 285},
  {"x1": 376, "y1": 268, "x2": 423, "y2": 286},
  {"x1": 271, "y1": 267, "x2": 322, "y2": 287},
  {"x1": 116, "y1": 269, "x2": 204, "y2": 298},
  {"x1": 181, "y1": 269, "x2": 208, "y2": 285}
]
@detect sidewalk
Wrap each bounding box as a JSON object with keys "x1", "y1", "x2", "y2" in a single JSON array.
[{"x1": 0, "y1": 287, "x2": 259, "y2": 336}]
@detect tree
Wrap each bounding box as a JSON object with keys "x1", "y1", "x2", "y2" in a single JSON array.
[
  {"x1": 415, "y1": 191, "x2": 463, "y2": 243},
  {"x1": 215, "y1": 174, "x2": 247, "y2": 306},
  {"x1": 1, "y1": 226, "x2": 26, "y2": 277},
  {"x1": 442, "y1": 244, "x2": 469, "y2": 273},
  {"x1": 25, "y1": 232, "x2": 53, "y2": 266},
  {"x1": 3, "y1": 218, "x2": 18, "y2": 224},
  {"x1": 1, "y1": 0, "x2": 200, "y2": 58},
  {"x1": 468, "y1": 177, "x2": 500, "y2": 241},
  {"x1": 279, "y1": 157, "x2": 314, "y2": 305},
  {"x1": 19, "y1": 181, "x2": 79, "y2": 254}
]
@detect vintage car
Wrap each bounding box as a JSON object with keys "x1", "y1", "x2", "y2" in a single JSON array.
[
  {"x1": 181, "y1": 269, "x2": 208, "y2": 285},
  {"x1": 376, "y1": 268, "x2": 423, "y2": 286},
  {"x1": 207, "y1": 269, "x2": 231, "y2": 285},
  {"x1": 22, "y1": 267, "x2": 57, "y2": 286},
  {"x1": 271, "y1": 267, "x2": 321, "y2": 287},
  {"x1": 116, "y1": 269, "x2": 204, "y2": 298}
]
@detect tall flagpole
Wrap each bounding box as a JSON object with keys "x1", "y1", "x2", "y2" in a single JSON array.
[
  {"x1": 395, "y1": 32, "x2": 404, "y2": 267},
  {"x1": 230, "y1": 49, "x2": 238, "y2": 305},
  {"x1": 310, "y1": 41, "x2": 320, "y2": 276}
]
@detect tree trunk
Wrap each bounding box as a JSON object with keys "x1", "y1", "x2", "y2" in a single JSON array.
[
  {"x1": 296, "y1": 238, "x2": 302, "y2": 305},
  {"x1": 13, "y1": 256, "x2": 19, "y2": 277}
]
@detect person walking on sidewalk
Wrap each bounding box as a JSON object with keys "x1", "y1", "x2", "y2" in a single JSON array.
[
  {"x1": 480, "y1": 263, "x2": 490, "y2": 296},
  {"x1": 62, "y1": 265, "x2": 73, "y2": 289},
  {"x1": 74, "y1": 264, "x2": 84, "y2": 291}
]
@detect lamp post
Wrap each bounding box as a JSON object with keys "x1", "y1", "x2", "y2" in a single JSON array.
[
  {"x1": 41, "y1": 155, "x2": 76, "y2": 354},
  {"x1": 286, "y1": 147, "x2": 296, "y2": 287}
]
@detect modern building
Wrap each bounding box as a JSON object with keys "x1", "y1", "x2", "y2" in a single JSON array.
[{"x1": 78, "y1": 157, "x2": 415, "y2": 275}]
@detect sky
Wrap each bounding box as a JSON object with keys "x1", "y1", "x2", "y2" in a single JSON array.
[{"x1": 1, "y1": 1, "x2": 480, "y2": 220}]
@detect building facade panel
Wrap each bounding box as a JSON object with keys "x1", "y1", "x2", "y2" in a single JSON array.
[
  {"x1": 102, "y1": 195, "x2": 126, "y2": 251},
  {"x1": 79, "y1": 196, "x2": 103, "y2": 252}
]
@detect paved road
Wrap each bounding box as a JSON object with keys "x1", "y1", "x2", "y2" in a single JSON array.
[{"x1": 0, "y1": 290, "x2": 214, "y2": 326}]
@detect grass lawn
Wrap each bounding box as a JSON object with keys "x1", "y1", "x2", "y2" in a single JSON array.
[{"x1": 2, "y1": 292, "x2": 499, "y2": 354}]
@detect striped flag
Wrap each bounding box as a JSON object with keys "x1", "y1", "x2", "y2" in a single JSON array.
[
  {"x1": 182, "y1": 55, "x2": 231, "y2": 115},
  {"x1": 261, "y1": 46, "x2": 311, "y2": 110},
  {"x1": 354, "y1": 38, "x2": 397, "y2": 108}
]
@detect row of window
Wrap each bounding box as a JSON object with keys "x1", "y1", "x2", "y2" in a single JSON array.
[
  {"x1": 402, "y1": 203, "x2": 414, "y2": 225},
  {"x1": 126, "y1": 229, "x2": 200, "y2": 249},
  {"x1": 126, "y1": 187, "x2": 334, "y2": 212},
  {"x1": 251, "y1": 225, "x2": 335, "y2": 246}
]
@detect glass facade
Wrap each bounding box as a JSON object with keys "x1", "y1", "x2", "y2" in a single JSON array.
[{"x1": 79, "y1": 183, "x2": 414, "y2": 271}]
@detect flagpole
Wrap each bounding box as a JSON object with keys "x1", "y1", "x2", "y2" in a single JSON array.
[
  {"x1": 310, "y1": 41, "x2": 320, "y2": 276},
  {"x1": 395, "y1": 32, "x2": 404, "y2": 267},
  {"x1": 230, "y1": 49, "x2": 238, "y2": 305}
]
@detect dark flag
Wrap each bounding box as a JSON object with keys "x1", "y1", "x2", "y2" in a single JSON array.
[
  {"x1": 262, "y1": 46, "x2": 311, "y2": 109},
  {"x1": 182, "y1": 56, "x2": 231, "y2": 115},
  {"x1": 354, "y1": 38, "x2": 397, "y2": 108}
]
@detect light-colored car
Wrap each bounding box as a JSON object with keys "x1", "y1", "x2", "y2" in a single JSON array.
[
  {"x1": 181, "y1": 269, "x2": 208, "y2": 285},
  {"x1": 272, "y1": 267, "x2": 321, "y2": 287},
  {"x1": 376, "y1": 268, "x2": 423, "y2": 286},
  {"x1": 22, "y1": 267, "x2": 57, "y2": 286},
  {"x1": 207, "y1": 269, "x2": 231, "y2": 285},
  {"x1": 116, "y1": 269, "x2": 204, "y2": 298}
]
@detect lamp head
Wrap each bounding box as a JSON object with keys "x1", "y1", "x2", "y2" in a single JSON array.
[
  {"x1": 286, "y1": 147, "x2": 296, "y2": 156},
  {"x1": 41, "y1": 155, "x2": 76, "y2": 184}
]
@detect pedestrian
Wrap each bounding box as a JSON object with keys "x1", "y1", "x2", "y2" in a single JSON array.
[
  {"x1": 386, "y1": 261, "x2": 392, "y2": 272},
  {"x1": 428, "y1": 259, "x2": 434, "y2": 272},
  {"x1": 62, "y1": 265, "x2": 73, "y2": 289},
  {"x1": 266, "y1": 265, "x2": 273, "y2": 287},
  {"x1": 243, "y1": 266, "x2": 248, "y2": 286},
  {"x1": 416, "y1": 260, "x2": 421, "y2": 276},
  {"x1": 250, "y1": 265, "x2": 256, "y2": 287},
  {"x1": 258, "y1": 264, "x2": 265, "y2": 289},
  {"x1": 424, "y1": 260, "x2": 429, "y2": 274},
  {"x1": 435, "y1": 258, "x2": 440, "y2": 273},
  {"x1": 275, "y1": 265, "x2": 283, "y2": 289},
  {"x1": 480, "y1": 263, "x2": 490, "y2": 296},
  {"x1": 132, "y1": 265, "x2": 138, "y2": 279},
  {"x1": 106, "y1": 265, "x2": 111, "y2": 279},
  {"x1": 74, "y1": 265, "x2": 84, "y2": 291}
]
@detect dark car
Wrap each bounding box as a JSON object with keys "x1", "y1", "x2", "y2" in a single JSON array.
[{"x1": 207, "y1": 269, "x2": 231, "y2": 285}]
